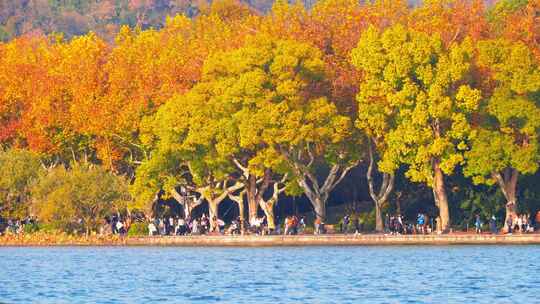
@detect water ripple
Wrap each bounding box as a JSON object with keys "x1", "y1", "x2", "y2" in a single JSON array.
[{"x1": 0, "y1": 246, "x2": 539, "y2": 303}]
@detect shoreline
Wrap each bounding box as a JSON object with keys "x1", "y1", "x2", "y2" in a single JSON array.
[{"x1": 2, "y1": 233, "x2": 540, "y2": 247}]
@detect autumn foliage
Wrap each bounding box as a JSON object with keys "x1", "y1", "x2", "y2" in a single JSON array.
[{"x1": 0, "y1": 0, "x2": 539, "y2": 232}]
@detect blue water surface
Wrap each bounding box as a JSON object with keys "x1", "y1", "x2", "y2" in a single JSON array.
[{"x1": 0, "y1": 246, "x2": 538, "y2": 303}]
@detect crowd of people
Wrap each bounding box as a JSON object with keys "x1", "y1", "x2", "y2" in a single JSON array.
[
  {"x1": 148, "y1": 214, "x2": 218, "y2": 236},
  {"x1": 378, "y1": 213, "x2": 435, "y2": 235},
  {"x1": 146, "y1": 215, "x2": 270, "y2": 236},
  {"x1": 138, "y1": 210, "x2": 540, "y2": 236},
  {"x1": 3, "y1": 210, "x2": 540, "y2": 237},
  {"x1": 0, "y1": 217, "x2": 38, "y2": 235},
  {"x1": 504, "y1": 214, "x2": 536, "y2": 234},
  {"x1": 284, "y1": 215, "x2": 306, "y2": 235}
]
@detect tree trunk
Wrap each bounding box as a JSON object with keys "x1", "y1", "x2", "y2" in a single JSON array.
[
  {"x1": 258, "y1": 175, "x2": 287, "y2": 232},
  {"x1": 171, "y1": 188, "x2": 203, "y2": 219},
  {"x1": 396, "y1": 192, "x2": 402, "y2": 214},
  {"x1": 375, "y1": 202, "x2": 384, "y2": 232},
  {"x1": 313, "y1": 197, "x2": 326, "y2": 222},
  {"x1": 280, "y1": 147, "x2": 357, "y2": 225},
  {"x1": 237, "y1": 197, "x2": 245, "y2": 226},
  {"x1": 493, "y1": 169, "x2": 518, "y2": 232},
  {"x1": 260, "y1": 201, "x2": 276, "y2": 231},
  {"x1": 208, "y1": 200, "x2": 219, "y2": 232},
  {"x1": 228, "y1": 191, "x2": 246, "y2": 233},
  {"x1": 366, "y1": 141, "x2": 394, "y2": 233},
  {"x1": 247, "y1": 175, "x2": 258, "y2": 224},
  {"x1": 433, "y1": 159, "x2": 450, "y2": 232}
]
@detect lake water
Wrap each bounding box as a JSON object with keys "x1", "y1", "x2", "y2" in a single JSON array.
[{"x1": 0, "y1": 246, "x2": 539, "y2": 303}]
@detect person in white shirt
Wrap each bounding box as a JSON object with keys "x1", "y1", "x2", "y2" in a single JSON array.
[
  {"x1": 116, "y1": 220, "x2": 124, "y2": 235},
  {"x1": 148, "y1": 222, "x2": 157, "y2": 236},
  {"x1": 217, "y1": 218, "x2": 225, "y2": 234}
]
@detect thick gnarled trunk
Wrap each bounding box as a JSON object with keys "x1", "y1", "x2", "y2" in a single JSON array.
[
  {"x1": 493, "y1": 169, "x2": 518, "y2": 232},
  {"x1": 171, "y1": 188, "x2": 203, "y2": 219},
  {"x1": 228, "y1": 190, "x2": 246, "y2": 233},
  {"x1": 207, "y1": 199, "x2": 220, "y2": 231},
  {"x1": 258, "y1": 175, "x2": 287, "y2": 231},
  {"x1": 280, "y1": 146, "x2": 356, "y2": 223},
  {"x1": 433, "y1": 159, "x2": 450, "y2": 232},
  {"x1": 260, "y1": 201, "x2": 275, "y2": 230},
  {"x1": 247, "y1": 175, "x2": 259, "y2": 224},
  {"x1": 312, "y1": 197, "x2": 327, "y2": 222},
  {"x1": 295, "y1": 163, "x2": 356, "y2": 222},
  {"x1": 197, "y1": 180, "x2": 244, "y2": 231},
  {"x1": 233, "y1": 159, "x2": 274, "y2": 226}
]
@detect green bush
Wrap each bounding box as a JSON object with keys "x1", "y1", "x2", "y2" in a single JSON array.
[
  {"x1": 37, "y1": 222, "x2": 62, "y2": 233},
  {"x1": 32, "y1": 164, "x2": 131, "y2": 234},
  {"x1": 23, "y1": 222, "x2": 40, "y2": 234},
  {"x1": 128, "y1": 222, "x2": 149, "y2": 236}
]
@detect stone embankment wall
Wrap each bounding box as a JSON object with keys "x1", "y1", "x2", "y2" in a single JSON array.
[
  {"x1": 125, "y1": 234, "x2": 540, "y2": 247},
  {"x1": 3, "y1": 234, "x2": 540, "y2": 246}
]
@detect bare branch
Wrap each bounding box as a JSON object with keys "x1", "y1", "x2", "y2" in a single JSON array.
[
  {"x1": 321, "y1": 164, "x2": 340, "y2": 194},
  {"x1": 328, "y1": 161, "x2": 358, "y2": 193},
  {"x1": 306, "y1": 142, "x2": 315, "y2": 168},
  {"x1": 232, "y1": 157, "x2": 249, "y2": 178}
]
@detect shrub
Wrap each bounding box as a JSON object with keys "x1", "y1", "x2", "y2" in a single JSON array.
[
  {"x1": 32, "y1": 164, "x2": 132, "y2": 234},
  {"x1": 0, "y1": 149, "x2": 43, "y2": 219},
  {"x1": 23, "y1": 222, "x2": 40, "y2": 234},
  {"x1": 128, "y1": 222, "x2": 149, "y2": 236}
]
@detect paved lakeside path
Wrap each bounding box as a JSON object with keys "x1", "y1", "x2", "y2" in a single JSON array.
[{"x1": 3, "y1": 233, "x2": 540, "y2": 246}]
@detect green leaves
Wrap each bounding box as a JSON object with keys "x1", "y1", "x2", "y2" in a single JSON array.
[
  {"x1": 0, "y1": 149, "x2": 43, "y2": 218},
  {"x1": 464, "y1": 39, "x2": 540, "y2": 185},
  {"x1": 32, "y1": 164, "x2": 130, "y2": 233},
  {"x1": 352, "y1": 25, "x2": 480, "y2": 181}
]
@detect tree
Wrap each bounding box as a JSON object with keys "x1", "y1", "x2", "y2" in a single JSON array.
[
  {"x1": 464, "y1": 39, "x2": 540, "y2": 227},
  {"x1": 192, "y1": 34, "x2": 302, "y2": 227},
  {"x1": 492, "y1": 0, "x2": 540, "y2": 60},
  {"x1": 365, "y1": 140, "x2": 395, "y2": 232},
  {"x1": 97, "y1": 2, "x2": 256, "y2": 172},
  {"x1": 410, "y1": 0, "x2": 490, "y2": 45},
  {"x1": 0, "y1": 35, "x2": 58, "y2": 152},
  {"x1": 132, "y1": 83, "x2": 244, "y2": 229},
  {"x1": 32, "y1": 164, "x2": 131, "y2": 234},
  {"x1": 0, "y1": 149, "x2": 43, "y2": 219},
  {"x1": 224, "y1": 34, "x2": 358, "y2": 222},
  {"x1": 351, "y1": 25, "x2": 481, "y2": 232}
]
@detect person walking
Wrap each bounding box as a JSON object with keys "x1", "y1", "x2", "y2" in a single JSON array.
[
  {"x1": 191, "y1": 218, "x2": 199, "y2": 235},
  {"x1": 148, "y1": 221, "x2": 157, "y2": 236},
  {"x1": 217, "y1": 218, "x2": 225, "y2": 234},
  {"x1": 353, "y1": 216, "x2": 360, "y2": 235},
  {"x1": 506, "y1": 216, "x2": 513, "y2": 234},
  {"x1": 474, "y1": 214, "x2": 482, "y2": 234},
  {"x1": 284, "y1": 216, "x2": 290, "y2": 235},
  {"x1": 417, "y1": 213, "x2": 425, "y2": 234},
  {"x1": 314, "y1": 217, "x2": 321, "y2": 235},
  {"x1": 299, "y1": 216, "x2": 306, "y2": 234},
  {"x1": 516, "y1": 215, "x2": 523, "y2": 234},
  {"x1": 342, "y1": 215, "x2": 350, "y2": 234},
  {"x1": 489, "y1": 215, "x2": 497, "y2": 234}
]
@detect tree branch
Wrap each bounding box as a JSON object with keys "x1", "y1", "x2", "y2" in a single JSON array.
[
  {"x1": 367, "y1": 141, "x2": 378, "y2": 203},
  {"x1": 329, "y1": 161, "x2": 358, "y2": 192},
  {"x1": 232, "y1": 157, "x2": 249, "y2": 179}
]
